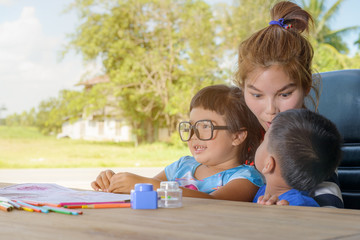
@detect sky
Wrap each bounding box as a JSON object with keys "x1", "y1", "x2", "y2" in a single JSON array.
[{"x1": 0, "y1": 0, "x2": 359, "y2": 118}]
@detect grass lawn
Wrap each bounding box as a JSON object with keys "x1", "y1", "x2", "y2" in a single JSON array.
[{"x1": 0, "y1": 126, "x2": 190, "y2": 168}]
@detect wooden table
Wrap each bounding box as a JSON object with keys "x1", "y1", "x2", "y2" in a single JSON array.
[{"x1": 1, "y1": 182, "x2": 360, "y2": 240}]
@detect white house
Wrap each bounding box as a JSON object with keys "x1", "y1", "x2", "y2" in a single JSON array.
[
  {"x1": 59, "y1": 117, "x2": 133, "y2": 142},
  {"x1": 57, "y1": 76, "x2": 134, "y2": 142}
]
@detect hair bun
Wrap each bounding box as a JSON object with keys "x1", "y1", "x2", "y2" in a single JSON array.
[{"x1": 270, "y1": 1, "x2": 313, "y2": 33}]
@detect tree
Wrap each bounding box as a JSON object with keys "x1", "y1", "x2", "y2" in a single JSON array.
[
  {"x1": 64, "y1": 0, "x2": 225, "y2": 143},
  {"x1": 300, "y1": 0, "x2": 360, "y2": 54},
  {"x1": 299, "y1": 0, "x2": 360, "y2": 71},
  {"x1": 5, "y1": 113, "x2": 21, "y2": 126},
  {"x1": 36, "y1": 90, "x2": 86, "y2": 134},
  {"x1": 214, "y1": 0, "x2": 281, "y2": 52},
  {"x1": 61, "y1": 0, "x2": 359, "y2": 143},
  {"x1": 5, "y1": 108, "x2": 36, "y2": 127}
]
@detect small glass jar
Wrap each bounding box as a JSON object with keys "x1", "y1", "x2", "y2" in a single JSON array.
[{"x1": 157, "y1": 181, "x2": 182, "y2": 208}]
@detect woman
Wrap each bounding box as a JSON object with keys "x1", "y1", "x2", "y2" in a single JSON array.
[{"x1": 234, "y1": 1, "x2": 343, "y2": 208}]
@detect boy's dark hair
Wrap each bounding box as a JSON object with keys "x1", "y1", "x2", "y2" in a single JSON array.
[
  {"x1": 190, "y1": 84, "x2": 263, "y2": 164},
  {"x1": 268, "y1": 109, "x2": 342, "y2": 191}
]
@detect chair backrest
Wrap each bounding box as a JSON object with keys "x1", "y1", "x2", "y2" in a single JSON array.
[{"x1": 315, "y1": 69, "x2": 360, "y2": 209}]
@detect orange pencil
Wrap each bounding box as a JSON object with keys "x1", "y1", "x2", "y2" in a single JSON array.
[
  {"x1": 0, "y1": 202, "x2": 13, "y2": 212},
  {"x1": 82, "y1": 203, "x2": 131, "y2": 209},
  {"x1": 22, "y1": 200, "x2": 42, "y2": 206}
]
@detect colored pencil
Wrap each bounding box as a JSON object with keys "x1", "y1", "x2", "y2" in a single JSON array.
[
  {"x1": 0, "y1": 202, "x2": 13, "y2": 212},
  {"x1": 42, "y1": 206, "x2": 82, "y2": 215},
  {"x1": 63, "y1": 205, "x2": 85, "y2": 209},
  {"x1": 82, "y1": 203, "x2": 131, "y2": 209},
  {"x1": 7, "y1": 200, "x2": 22, "y2": 209},
  {"x1": 22, "y1": 200, "x2": 60, "y2": 207},
  {"x1": 21, "y1": 207, "x2": 34, "y2": 212},
  {"x1": 15, "y1": 200, "x2": 49, "y2": 213},
  {"x1": 60, "y1": 201, "x2": 127, "y2": 206},
  {"x1": 0, "y1": 201, "x2": 14, "y2": 209},
  {"x1": 0, "y1": 197, "x2": 21, "y2": 209},
  {"x1": 22, "y1": 200, "x2": 42, "y2": 206}
]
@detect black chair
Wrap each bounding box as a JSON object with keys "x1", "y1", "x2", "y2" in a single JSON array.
[{"x1": 315, "y1": 69, "x2": 360, "y2": 209}]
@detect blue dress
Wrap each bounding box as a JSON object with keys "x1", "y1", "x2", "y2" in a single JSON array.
[
  {"x1": 165, "y1": 156, "x2": 264, "y2": 194},
  {"x1": 253, "y1": 185, "x2": 320, "y2": 207}
]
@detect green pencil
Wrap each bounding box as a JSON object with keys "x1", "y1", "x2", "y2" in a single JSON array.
[{"x1": 42, "y1": 206, "x2": 81, "y2": 215}]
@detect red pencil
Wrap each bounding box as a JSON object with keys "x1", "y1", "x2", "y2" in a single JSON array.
[
  {"x1": 63, "y1": 205, "x2": 84, "y2": 209},
  {"x1": 60, "y1": 201, "x2": 128, "y2": 206},
  {"x1": 22, "y1": 200, "x2": 60, "y2": 207}
]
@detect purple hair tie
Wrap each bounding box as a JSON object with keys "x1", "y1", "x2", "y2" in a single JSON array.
[{"x1": 269, "y1": 18, "x2": 292, "y2": 29}]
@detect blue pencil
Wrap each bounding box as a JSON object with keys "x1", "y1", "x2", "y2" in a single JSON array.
[
  {"x1": 7, "y1": 200, "x2": 21, "y2": 209},
  {"x1": 15, "y1": 200, "x2": 49, "y2": 213}
]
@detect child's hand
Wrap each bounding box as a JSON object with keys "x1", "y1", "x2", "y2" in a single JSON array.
[
  {"x1": 257, "y1": 193, "x2": 289, "y2": 206},
  {"x1": 108, "y1": 172, "x2": 146, "y2": 194},
  {"x1": 91, "y1": 169, "x2": 115, "y2": 192}
]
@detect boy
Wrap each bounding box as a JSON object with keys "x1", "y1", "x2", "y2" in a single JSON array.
[{"x1": 253, "y1": 109, "x2": 342, "y2": 206}]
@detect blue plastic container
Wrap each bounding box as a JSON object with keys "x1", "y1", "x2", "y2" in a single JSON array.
[{"x1": 131, "y1": 183, "x2": 158, "y2": 209}]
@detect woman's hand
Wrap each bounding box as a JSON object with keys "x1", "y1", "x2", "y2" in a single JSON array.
[
  {"x1": 257, "y1": 193, "x2": 289, "y2": 206},
  {"x1": 91, "y1": 169, "x2": 115, "y2": 192}
]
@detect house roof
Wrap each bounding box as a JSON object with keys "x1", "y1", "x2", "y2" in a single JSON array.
[{"x1": 76, "y1": 75, "x2": 110, "y2": 86}]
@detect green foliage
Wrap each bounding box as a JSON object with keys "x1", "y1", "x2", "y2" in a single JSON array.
[
  {"x1": 5, "y1": 108, "x2": 37, "y2": 127},
  {"x1": 312, "y1": 40, "x2": 360, "y2": 72},
  {"x1": 8, "y1": 0, "x2": 360, "y2": 142},
  {"x1": 214, "y1": 0, "x2": 281, "y2": 52},
  {"x1": 312, "y1": 40, "x2": 348, "y2": 71},
  {"x1": 300, "y1": 0, "x2": 360, "y2": 72},
  {"x1": 36, "y1": 90, "x2": 86, "y2": 134},
  {"x1": 300, "y1": 0, "x2": 360, "y2": 54},
  {"x1": 65, "y1": 0, "x2": 226, "y2": 143},
  {"x1": 168, "y1": 130, "x2": 188, "y2": 149},
  {"x1": 348, "y1": 53, "x2": 360, "y2": 69}
]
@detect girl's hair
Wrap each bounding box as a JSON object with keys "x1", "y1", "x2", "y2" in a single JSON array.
[
  {"x1": 190, "y1": 84, "x2": 263, "y2": 164},
  {"x1": 234, "y1": 1, "x2": 319, "y2": 109}
]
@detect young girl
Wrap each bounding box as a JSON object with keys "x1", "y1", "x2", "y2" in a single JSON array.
[
  {"x1": 91, "y1": 84, "x2": 264, "y2": 201},
  {"x1": 234, "y1": 1, "x2": 343, "y2": 207}
]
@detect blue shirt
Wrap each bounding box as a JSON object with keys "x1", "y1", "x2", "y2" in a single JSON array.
[
  {"x1": 165, "y1": 156, "x2": 264, "y2": 194},
  {"x1": 253, "y1": 185, "x2": 320, "y2": 207}
]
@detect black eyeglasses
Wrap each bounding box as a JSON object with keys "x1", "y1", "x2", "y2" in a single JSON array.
[{"x1": 178, "y1": 120, "x2": 229, "y2": 142}]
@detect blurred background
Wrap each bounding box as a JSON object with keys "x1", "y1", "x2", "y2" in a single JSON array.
[{"x1": 0, "y1": 0, "x2": 359, "y2": 174}]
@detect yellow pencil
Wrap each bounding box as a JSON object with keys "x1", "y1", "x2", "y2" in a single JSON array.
[{"x1": 21, "y1": 207, "x2": 34, "y2": 212}]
